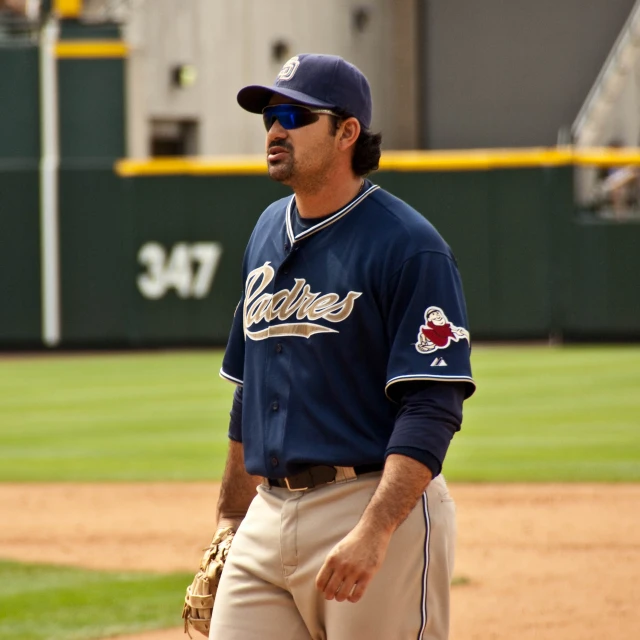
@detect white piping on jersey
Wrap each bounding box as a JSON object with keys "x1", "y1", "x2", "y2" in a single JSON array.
[
  {"x1": 285, "y1": 184, "x2": 381, "y2": 245},
  {"x1": 219, "y1": 368, "x2": 243, "y2": 386},
  {"x1": 418, "y1": 491, "x2": 430, "y2": 639},
  {"x1": 385, "y1": 374, "x2": 476, "y2": 400}
]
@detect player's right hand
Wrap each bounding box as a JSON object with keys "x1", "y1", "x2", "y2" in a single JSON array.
[{"x1": 315, "y1": 522, "x2": 392, "y2": 603}]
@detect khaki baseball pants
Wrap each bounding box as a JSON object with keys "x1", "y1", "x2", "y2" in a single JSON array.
[{"x1": 209, "y1": 473, "x2": 456, "y2": 640}]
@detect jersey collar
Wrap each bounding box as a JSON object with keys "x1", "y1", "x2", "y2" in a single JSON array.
[{"x1": 285, "y1": 183, "x2": 380, "y2": 245}]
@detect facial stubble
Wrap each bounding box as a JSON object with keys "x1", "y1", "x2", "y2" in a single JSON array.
[{"x1": 268, "y1": 145, "x2": 336, "y2": 195}]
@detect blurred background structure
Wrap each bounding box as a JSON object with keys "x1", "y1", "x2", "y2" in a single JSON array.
[
  {"x1": 1, "y1": 0, "x2": 639, "y2": 349},
  {"x1": 125, "y1": 0, "x2": 419, "y2": 156}
]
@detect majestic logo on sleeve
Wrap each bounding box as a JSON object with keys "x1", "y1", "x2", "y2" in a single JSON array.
[
  {"x1": 244, "y1": 263, "x2": 361, "y2": 340},
  {"x1": 416, "y1": 306, "x2": 470, "y2": 354}
]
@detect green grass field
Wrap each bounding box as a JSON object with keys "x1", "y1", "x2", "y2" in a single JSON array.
[
  {"x1": 0, "y1": 561, "x2": 192, "y2": 640},
  {"x1": 1, "y1": 345, "x2": 638, "y2": 482},
  {"x1": 0, "y1": 345, "x2": 638, "y2": 640}
]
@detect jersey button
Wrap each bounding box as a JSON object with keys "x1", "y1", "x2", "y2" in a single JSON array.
[
  {"x1": 271, "y1": 457, "x2": 279, "y2": 467},
  {"x1": 271, "y1": 401, "x2": 279, "y2": 411},
  {"x1": 275, "y1": 343, "x2": 283, "y2": 353},
  {"x1": 284, "y1": 243, "x2": 290, "y2": 251}
]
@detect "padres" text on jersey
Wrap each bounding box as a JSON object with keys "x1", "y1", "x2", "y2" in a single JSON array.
[{"x1": 243, "y1": 262, "x2": 362, "y2": 340}]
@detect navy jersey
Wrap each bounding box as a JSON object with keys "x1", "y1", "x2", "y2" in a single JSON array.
[{"x1": 220, "y1": 183, "x2": 475, "y2": 478}]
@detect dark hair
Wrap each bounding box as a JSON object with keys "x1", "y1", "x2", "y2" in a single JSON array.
[{"x1": 330, "y1": 114, "x2": 382, "y2": 177}]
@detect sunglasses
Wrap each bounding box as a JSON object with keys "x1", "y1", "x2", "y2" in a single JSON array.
[{"x1": 262, "y1": 104, "x2": 340, "y2": 132}]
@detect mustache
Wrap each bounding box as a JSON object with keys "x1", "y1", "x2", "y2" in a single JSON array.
[{"x1": 268, "y1": 140, "x2": 293, "y2": 152}]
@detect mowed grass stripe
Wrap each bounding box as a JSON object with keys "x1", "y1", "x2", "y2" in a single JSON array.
[
  {"x1": 445, "y1": 345, "x2": 640, "y2": 481},
  {"x1": 0, "y1": 560, "x2": 191, "y2": 640},
  {"x1": 0, "y1": 352, "x2": 233, "y2": 481},
  {"x1": 0, "y1": 346, "x2": 638, "y2": 482}
]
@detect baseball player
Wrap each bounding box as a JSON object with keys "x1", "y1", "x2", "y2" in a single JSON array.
[{"x1": 210, "y1": 54, "x2": 475, "y2": 640}]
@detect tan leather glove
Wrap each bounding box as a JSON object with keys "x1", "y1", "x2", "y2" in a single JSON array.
[{"x1": 181, "y1": 527, "x2": 235, "y2": 638}]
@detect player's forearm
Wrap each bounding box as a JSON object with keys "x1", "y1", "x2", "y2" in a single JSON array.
[
  {"x1": 357, "y1": 454, "x2": 433, "y2": 536},
  {"x1": 216, "y1": 439, "x2": 261, "y2": 529}
]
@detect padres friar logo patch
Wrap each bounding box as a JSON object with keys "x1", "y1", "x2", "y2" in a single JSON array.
[
  {"x1": 277, "y1": 56, "x2": 300, "y2": 81},
  {"x1": 416, "y1": 306, "x2": 470, "y2": 354}
]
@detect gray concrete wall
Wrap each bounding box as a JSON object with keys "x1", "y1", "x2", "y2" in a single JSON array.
[
  {"x1": 421, "y1": 0, "x2": 637, "y2": 148},
  {"x1": 125, "y1": 0, "x2": 419, "y2": 157}
]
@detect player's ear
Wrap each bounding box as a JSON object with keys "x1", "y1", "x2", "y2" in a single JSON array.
[{"x1": 337, "y1": 117, "x2": 360, "y2": 150}]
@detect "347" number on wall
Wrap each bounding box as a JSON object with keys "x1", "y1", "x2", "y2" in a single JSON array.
[{"x1": 137, "y1": 242, "x2": 223, "y2": 299}]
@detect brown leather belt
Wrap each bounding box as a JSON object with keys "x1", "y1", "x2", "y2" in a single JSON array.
[{"x1": 267, "y1": 463, "x2": 383, "y2": 491}]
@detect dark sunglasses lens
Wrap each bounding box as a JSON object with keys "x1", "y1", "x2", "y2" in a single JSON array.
[
  {"x1": 263, "y1": 106, "x2": 317, "y2": 131},
  {"x1": 262, "y1": 113, "x2": 276, "y2": 131}
]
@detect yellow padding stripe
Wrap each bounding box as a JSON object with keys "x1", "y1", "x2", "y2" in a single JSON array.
[
  {"x1": 379, "y1": 148, "x2": 573, "y2": 171},
  {"x1": 115, "y1": 147, "x2": 640, "y2": 177},
  {"x1": 572, "y1": 149, "x2": 640, "y2": 166},
  {"x1": 54, "y1": 0, "x2": 83, "y2": 18},
  {"x1": 55, "y1": 41, "x2": 129, "y2": 58},
  {"x1": 116, "y1": 156, "x2": 268, "y2": 177}
]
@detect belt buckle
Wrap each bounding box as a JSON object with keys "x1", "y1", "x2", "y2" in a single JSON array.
[{"x1": 284, "y1": 477, "x2": 308, "y2": 492}]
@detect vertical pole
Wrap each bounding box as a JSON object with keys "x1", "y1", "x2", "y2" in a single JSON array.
[{"x1": 39, "y1": 17, "x2": 61, "y2": 346}]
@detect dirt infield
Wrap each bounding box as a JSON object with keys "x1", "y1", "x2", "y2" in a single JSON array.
[{"x1": 1, "y1": 482, "x2": 639, "y2": 640}]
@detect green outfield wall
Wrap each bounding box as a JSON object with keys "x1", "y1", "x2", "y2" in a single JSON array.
[
  {"x1": 0, "y1": 164, "x2": 41, "y2": 343},
  {"x1": 0, "y1": 45, "x2": 41, "y2": 343},
  {"x1": 46, "y1": 157, "x2": 636, "y2": 347},
  {"x1": 1, "y1": 39, "x2": 639, "y2": 346},
  {"x1": 3, "y1": 156, "x2": 640, "y2": 346},
  {"x1": 0, "y1": 154, "x2": 640, "y2": 346}
]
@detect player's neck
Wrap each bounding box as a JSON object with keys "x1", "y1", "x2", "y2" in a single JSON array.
[{"x1": 295, "y1": 175, "x2": 364, "y2": 219}]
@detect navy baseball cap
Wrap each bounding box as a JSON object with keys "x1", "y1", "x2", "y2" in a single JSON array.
[{"x1": 237, "y1": 54, "x2": 372, "y2": 129}]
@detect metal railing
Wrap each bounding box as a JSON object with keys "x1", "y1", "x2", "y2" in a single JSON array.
[
  {"x1": 572, "y1": 0, "x2": 640, "y2": 146},
  {"x1": 0, "y1": 9, "x2": 41, "y2": 43}
]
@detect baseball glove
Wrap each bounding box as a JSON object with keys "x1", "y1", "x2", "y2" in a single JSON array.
[{"x1": 182, "y1": 527, "x2": 235, "y2": 638}]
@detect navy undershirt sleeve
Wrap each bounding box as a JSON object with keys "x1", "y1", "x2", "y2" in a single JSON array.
[
  {"x1": 386, "y1": 381, "x2": 465, "y2": 477},
  {"x1": 228, "y1": 386, "x2": 243, "y2": 442}
]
